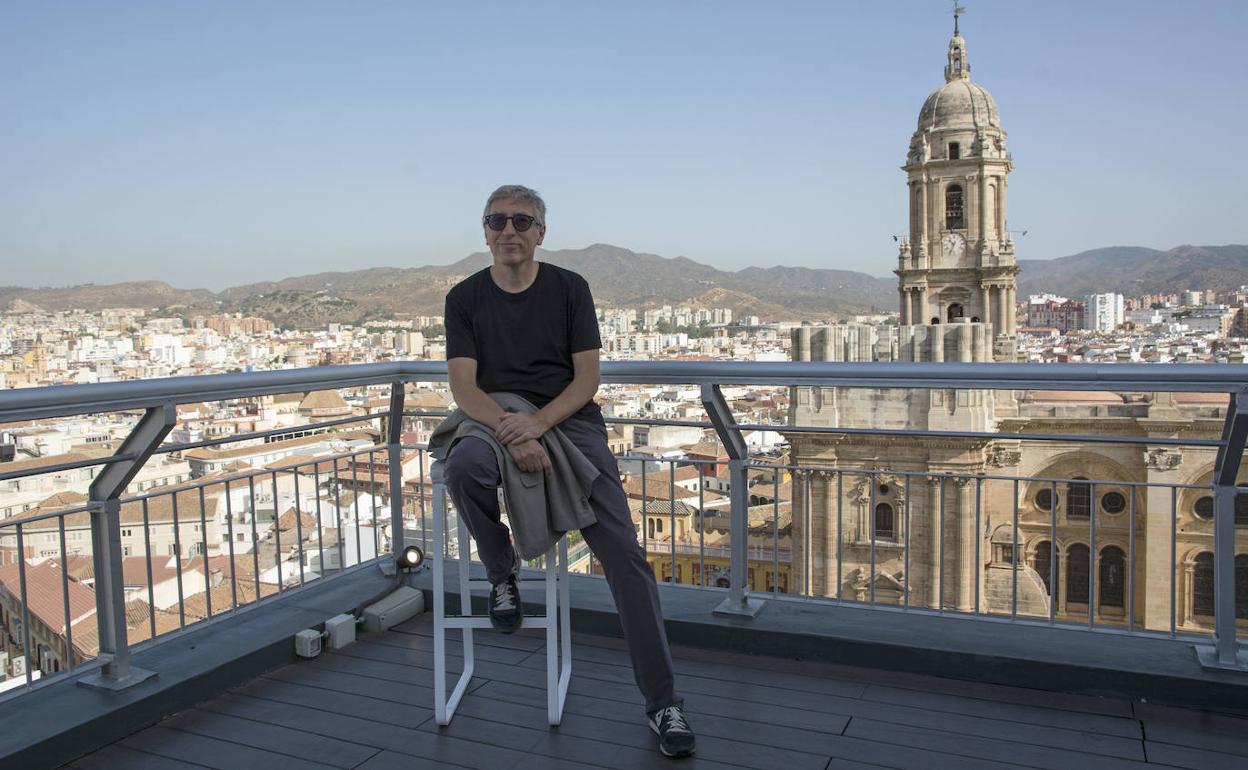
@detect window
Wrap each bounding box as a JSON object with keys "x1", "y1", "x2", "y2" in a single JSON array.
[
  {"x1": 122, "y1": 546, "x2": 131, "y2": 557},
  {"x1": 1033, "y1": 541, "x2": 1056, "y2": 596},
  {"x1": 1067, "y1": 478, "x2": 1091, "y2": 519},
  {"x1": 945, "y1": 184, "x2": 965, "y2": 229},
  {"x1": 1193, "y1": 552, "x2": 1214, "y2": 616},
  {"x1": 1034, "y1": 488, "x2": 1054, "y2": 511},
  {"x1": 1067, "y1": 543, "x2": 1090, "y2": 604},
  {"x1": 948, "y1": 142, "x2": 960, "y2": 160},
  {"x1": 1101, "y1": 492, "x2": 1126, "y2": 514},
  {"x1": 874, "y1": 503, "x2": 895, "y2": 539},
  {"x1": 121, "y1": 529, "x2": 132, "y2": 537},
  {"x1": 946, "y1": 303, "x2": 964, "y2": 323},
  {"x1": 1099, "y1": 546, "x2": 1125, "y2": 608},
  {"x1": 1191, "y1": 494, "x2": 1248, "y2": 523}
]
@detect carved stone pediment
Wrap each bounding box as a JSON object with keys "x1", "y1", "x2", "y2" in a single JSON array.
[
  {"x1": 1145, "y1": 448, "x2": 1183, "y2": 471},
  {"x1": 987, "y1": 445, "x2": 1021, "y2": 467}
]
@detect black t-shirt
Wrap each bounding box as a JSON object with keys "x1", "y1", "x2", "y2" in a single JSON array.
[{"x1": 444, "y1": 263, "x2": 603, "y2": 422}]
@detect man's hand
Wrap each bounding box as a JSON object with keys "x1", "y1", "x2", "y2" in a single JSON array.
[
  {"x1": 508, "y1": 439, "x2": 553, "y2": 476},
  {"x1": 496, "y1": 411, "x2": 550, "y2": 446}
]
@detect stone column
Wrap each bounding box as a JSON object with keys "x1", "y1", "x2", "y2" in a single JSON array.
[
  {"x1": 918, "y1": 177, "x2": 929, "y2": 250},
  {"x1": 930, "y1": 325, "x2": 944, "y2": 362},
  {"x1": 900, "y1": 289, "x2": 911, "y2": 325},
  {"x1": 919, "y1": 287, "x2": 930, "y2": 325},
  {"x1": 823, "y1": 473, "x2": 839, "y2": 599},
  {"x1": 955, "y1": 478, "x2": 976, "y2": 611},
  {"x1": 994, "y1": 286, "x2": 1006, "y2": 334},
  {"x1": 980, "y1": 285, "x2": 991, "y2": 328},
  {"x1": 1006, "y1": 287, "x2": 1017, "y2": 335},
  {"x1": 928, "y1": 477, "x2": 943, "y2": 609},
  {"x1": 979, "y1": 172, "x2": 989, "y2": 248},
  {"x1": 1057, "y1": 550, "x2": 1068, "y2": 615},
  {"x1": 1143, "y1": 464, "x2": 1178, "y2": 631}
]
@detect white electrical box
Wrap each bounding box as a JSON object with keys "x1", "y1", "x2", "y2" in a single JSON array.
[
  {"x1": 294, "y1": 629, "x2": 322, "y2": 658},
  {"x1": 324, "y1": 613, "x2": 356, "y2": 649},
  {"x1": 362, "y1": 586, "x2": 425, "y2": 633}
]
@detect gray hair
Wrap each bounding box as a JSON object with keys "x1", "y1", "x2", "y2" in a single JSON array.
[{"x1": 483, "y1": 184, "x2": 546, "y2": 224}]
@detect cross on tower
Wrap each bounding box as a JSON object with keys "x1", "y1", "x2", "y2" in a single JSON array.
[{"x1": 953, "y1": 2, "x2": 966, "y2": 35}]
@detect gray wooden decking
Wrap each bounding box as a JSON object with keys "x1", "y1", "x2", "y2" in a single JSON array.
[{"x1": 62, "y1": 611, "x2": 1248, "y2": 770}]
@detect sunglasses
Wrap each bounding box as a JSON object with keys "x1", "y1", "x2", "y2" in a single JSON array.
[{"x1": 483, "y1": 213, "x2": 542, "y2": 232}]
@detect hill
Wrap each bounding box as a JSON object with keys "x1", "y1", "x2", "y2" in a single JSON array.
[{"x1": 4, "y1": 244, "x2": 1247, "y2": 326}]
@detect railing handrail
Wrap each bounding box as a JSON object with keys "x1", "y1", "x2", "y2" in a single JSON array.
[{"x1": 4, "y1": 359, "x2": 1248, "y2": 422}]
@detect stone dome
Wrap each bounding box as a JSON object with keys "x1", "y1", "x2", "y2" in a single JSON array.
[{"x1": 917, "y1": 79, "x2": 1001, "y2": 132}]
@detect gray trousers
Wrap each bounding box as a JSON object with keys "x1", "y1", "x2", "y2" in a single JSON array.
[{"x1": 443, "y1": 415, "x2": 678, "y2": 714}]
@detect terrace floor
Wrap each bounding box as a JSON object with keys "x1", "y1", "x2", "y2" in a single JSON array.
[{"x1": 57, "y1": 612, "x2": 1248, "y2": 770}]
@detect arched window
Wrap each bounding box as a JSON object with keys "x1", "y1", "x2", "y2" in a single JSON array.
[
  {"x1": 945, "y1": 184, "x2": 965, "y2": 229},
  {"x1": 874, "y1": 503, "x2": 895, "y2": 540},
  {"x1": 1067, "y1": 478, "x2": 1091, "y2": 519},
  {"x1": 1033, "y1": 541, "x2": 1055, "y2": 596},
  {"x1": 1067, "y1": 543, "x2": 1090, "y2": 604},
  {"x1": 948, "y1": 142, "x2": 961, "y2": 160},
  {"x1": 1193, "y1": 552, "x2": 1215, "y2": 616},
  {"x1": 1194, "y1": 496, "x2": 1213, "y2": 520},
  {"x1": 1099, "y1": 546, "x2": 1125, "y2": 608},
  {"x1": 947, "y1": 303, "x2": 964, "y2": 323},
  {"x1": 1237, "y1": 554, "x2": 1248, "y2": 620}
]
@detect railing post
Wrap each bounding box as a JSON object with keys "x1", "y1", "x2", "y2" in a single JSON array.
[
  {"x1": 701, "y1": 384, "x2": 765, "y2": 617},
  {"x1": 79, "y1": 403, "x2": 175, "y2": 691},
  {"x1": 387, "y1": 381, "x2": 406, "y2": 557},
  {"x1": 1196, "y1": 389, "x2": 1248, "y2": 671}
]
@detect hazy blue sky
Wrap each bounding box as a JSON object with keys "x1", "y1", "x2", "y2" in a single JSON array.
[{"x1": 2, "y1": 1, "x2": 1245, "y2": 290}]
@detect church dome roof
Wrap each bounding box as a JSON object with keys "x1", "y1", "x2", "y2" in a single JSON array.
[{"x1": 917, "y1": 79, "x2": 1000, "y2": 132}]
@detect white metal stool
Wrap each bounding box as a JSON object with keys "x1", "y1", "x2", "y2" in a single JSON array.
[{"x1": 429, "y1": 461, "x2": 571, "y2": 726}]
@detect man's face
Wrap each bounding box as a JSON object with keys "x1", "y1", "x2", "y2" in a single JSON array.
[{"x1": 484, "y1": 198, "x2": 545, "y2": 267}]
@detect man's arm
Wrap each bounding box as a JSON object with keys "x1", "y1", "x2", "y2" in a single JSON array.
[
  {"x1": 447, "y1": 356, "x2": 507, "y2": 431},
  {"x1": 494, "y1": 349, "x2": 600, "y2": 446},
  {"x1": 447, "y1": 356, "x2": 552, "y2": 475}
]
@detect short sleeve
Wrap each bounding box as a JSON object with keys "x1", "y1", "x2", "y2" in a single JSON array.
[
  {"x1": 444, "y1": 288, "x2": 477, "y2": 360},
  {"x1": 569, "y1": 276, "x2": 602, "y2": 354}
]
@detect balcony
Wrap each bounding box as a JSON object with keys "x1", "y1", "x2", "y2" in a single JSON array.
[{"x1": 0, "y1": 361, "x2": 1246, "y2": 768}]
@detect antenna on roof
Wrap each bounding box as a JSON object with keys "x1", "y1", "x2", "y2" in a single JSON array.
[{"x1": 953, "y1": 1, "x2": 966, "y2": 35}]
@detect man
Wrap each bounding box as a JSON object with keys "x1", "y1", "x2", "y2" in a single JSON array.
[{"x1": 442, "y1": 185, "x2": 695, "y2": 759}]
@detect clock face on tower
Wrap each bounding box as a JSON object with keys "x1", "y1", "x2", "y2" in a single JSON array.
[{"x1": 941, "y1": 232, "x2": 966, "y2": 259}]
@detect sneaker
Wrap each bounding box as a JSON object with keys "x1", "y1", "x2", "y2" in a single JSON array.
[
  {"x1": 489, "y1": 574, "x2": 522, "y2": 633},
  {"x1": 648, "y1": 704, "x2": 695, "y2": 758}
]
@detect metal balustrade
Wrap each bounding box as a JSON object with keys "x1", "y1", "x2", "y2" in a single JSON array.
[{"x1": 0, "y1": 359, "x2": 1245, "y2": 702}]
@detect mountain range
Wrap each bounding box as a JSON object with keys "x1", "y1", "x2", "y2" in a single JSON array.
[{"x1": 2, "y1": 243, "x2": 1245, "y2": 328}]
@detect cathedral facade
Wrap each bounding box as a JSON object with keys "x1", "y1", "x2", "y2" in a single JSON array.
[{"x1": 785, "y1": 20, "x2": 1248, "y2": 635}]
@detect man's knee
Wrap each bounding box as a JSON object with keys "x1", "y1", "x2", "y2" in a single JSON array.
[{"x1": 444, "y1": 437, "x2": 500, "y2": 489}]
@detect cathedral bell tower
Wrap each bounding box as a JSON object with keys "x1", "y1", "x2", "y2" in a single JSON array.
[{"x1": 895, "y1": 11, "x2": 1019, "y2": 361}]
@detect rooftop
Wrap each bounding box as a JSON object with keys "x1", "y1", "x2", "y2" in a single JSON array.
[{"x1": 58, "y1": 606, "x2": 1248, "y2": 770}]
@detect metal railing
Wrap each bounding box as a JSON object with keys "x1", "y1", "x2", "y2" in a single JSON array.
[{"x1": 0, "y1": 359, "x2": 1245, "y2": 700}]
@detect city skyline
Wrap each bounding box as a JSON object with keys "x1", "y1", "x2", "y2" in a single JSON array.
[{"x1": 2, "y1": 1, "x2": 1246, "y2": 291}]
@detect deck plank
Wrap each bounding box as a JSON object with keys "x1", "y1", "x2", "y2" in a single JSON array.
[{"x1": 89, "y1": 610, "x2": 1238, "y2": 770}]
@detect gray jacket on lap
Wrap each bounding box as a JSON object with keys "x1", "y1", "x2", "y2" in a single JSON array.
[{"x1": 428, "y1": 392, "x2": 600, "y2": 559}]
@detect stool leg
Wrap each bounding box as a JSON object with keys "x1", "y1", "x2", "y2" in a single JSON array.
[
  {"x1": 432, "y1": 477, "x2": 449, "y2": 725},
  {"x1": 457, "y1": 511, "x2": 475, "y2": 693},
  {"x1": 432, "y1": 473, "x2": 475, "y2": 726},
  {"x1": 546, "y1": 542, "x2": 559, "y2": 725},
  {"x1": 556, "y1": 536, "x2": 572, "y2": 723}
]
